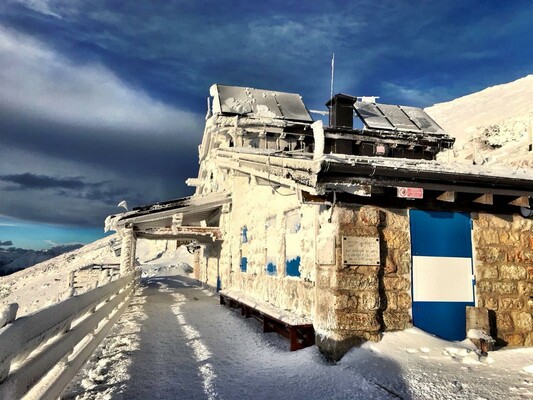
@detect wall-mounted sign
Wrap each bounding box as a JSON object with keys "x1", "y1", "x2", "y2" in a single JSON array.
[
  {"x1": 342, "y1": 236, "x2": 380, "y2": 266},
  {"x1": 397, "y1": 186, "x2": 424, "y2": 199}
]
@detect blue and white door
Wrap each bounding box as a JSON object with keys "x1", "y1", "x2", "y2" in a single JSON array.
[{"x1": 409, "y1": 210, "x2": 475, "y2": 341}]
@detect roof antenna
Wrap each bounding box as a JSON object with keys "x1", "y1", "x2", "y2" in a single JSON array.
[{"x1": 329, "y1": 53, "x2": 335, "y2": 126}]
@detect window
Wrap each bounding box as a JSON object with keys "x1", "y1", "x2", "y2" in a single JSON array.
[
  {"x1": 265, "y1": 217, "x2": 277, "y2": 276},
  {"x1": 240, "y1": 225, "x2": 249, "y2": 273},
  {"x1": 240, "y1": 256, "x2": 248, "y2": 272},
  {"x1": 285, "y1": 210, "x2": 302, "y2": 277}
]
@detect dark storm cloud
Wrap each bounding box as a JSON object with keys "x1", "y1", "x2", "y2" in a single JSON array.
[
  {"x1": 0, "y1": 25, "x2": 202, "y2": 226},
  {"x1": 0, "y1": 173, "x2": 101, "y2": 190},
  {"x1": 0, "y1": 0, "x2": 532, "y2": 228},
  {"x1": 0, "y1": 173, "x2": 133, "y2": 203},
  {"x1": 0, "y1": 241, "x2": 13, "y2": 246},
  {"x1": 3, "y1": 0, "x2": 532, "y2": 111},
  {"x1": 0, "y1": 106, "x2": 200, "y2": 184}
]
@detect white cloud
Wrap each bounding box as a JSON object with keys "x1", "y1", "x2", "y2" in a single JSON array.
[
  {"x1": 381, "y1": 82, "x2": 442, "y2": 106},
  {"x1": 0, "y1": 26, "x2": 202, "y2": 138},
  {"x1": 15, "y1": 0, "x2": 62, "y2": 18}
]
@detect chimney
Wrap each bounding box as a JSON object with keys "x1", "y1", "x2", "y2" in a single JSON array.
[{"x1": 326, "y1": 94, "x2": 356, "y2": 129}]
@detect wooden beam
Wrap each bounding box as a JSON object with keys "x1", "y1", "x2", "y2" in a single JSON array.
[
  {"x1": 473, "y1": 194, "x2": 493, "y2": 205},
  {"x1": 172, "y1": 213, "x2": 183, "y2": 227},
  {"x1": 231, "y1": 169, "x2": 248, "y2": 177},
  {"x1": 509, "y1": 196, "x2": 530, "y2": 207},
  {"x1": 300, "y1": 191, "x2": 330, "y2": 205},
  {"x1": 136, "y1": 226, "x2": 222, "y2": 242},
  {"x1": 437, "y1": 191, "x2": 456, "y2": 202},
  {"x1": 255, "y1": 177, "x2": 273, "y2": 186}
]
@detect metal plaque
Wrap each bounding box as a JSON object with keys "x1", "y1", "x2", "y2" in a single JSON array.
[
  {"x1": 397, "y1": 186, "x2": 424, "y2": 199},
  {"x1": 342, "y1": 236, "x2": 380, "y2": 266}
]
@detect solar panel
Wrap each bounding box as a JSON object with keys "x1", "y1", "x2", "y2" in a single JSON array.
[
  {"x1": 274, "y1": 92, "x2": 313, "y2": 122},
  {"x1": 354, "y1": 101, "x2": 446, "y2": 134},
  {"x1": 353, "y1": 102, "x2": 394, "y2": 130},
  {"x1": 400, "y1": 106, "x2": 446, "y2": 134},
  {"x1": 376, "y1": 104, "x2": 422, "y2": 132},
  {"x1": 212, "y1": 85, "x2": 313, "y2": 122},
  {"x1": 215, "y1": 85, "x2": 254, "y2": 114}
]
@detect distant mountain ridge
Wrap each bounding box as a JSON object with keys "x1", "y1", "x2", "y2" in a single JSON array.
[{"x1": 0, "y1": 244, "x2": 83, "y2": 276}]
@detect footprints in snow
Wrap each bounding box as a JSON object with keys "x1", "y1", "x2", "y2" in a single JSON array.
[{"x1": 405, "y1": 347, "x2": 430, "y2": 354}]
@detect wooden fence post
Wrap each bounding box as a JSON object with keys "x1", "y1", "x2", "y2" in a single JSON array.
[{"x1": 0, "y1": 303, "x2": 18, "y2": 329}]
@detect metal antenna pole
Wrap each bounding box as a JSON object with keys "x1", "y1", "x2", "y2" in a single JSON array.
[
  {"x1": 329, "y1": 53, "x2": 335, "y2": 126},
  {"x1": 330, "y1": 53, "x2": 335, "y2": 101}
]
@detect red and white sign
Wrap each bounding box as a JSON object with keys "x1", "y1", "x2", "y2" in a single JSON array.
[{"x1": 397, "y1": 186, "x2": 424, "y2": 199}]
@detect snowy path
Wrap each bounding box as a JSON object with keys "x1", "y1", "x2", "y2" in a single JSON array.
[
  {"x1": 65, "y1": 273, "x2": 396, "y2": 399},
  {"x1": 65, "y1": 269, "x2": 533, "y2": 400}
]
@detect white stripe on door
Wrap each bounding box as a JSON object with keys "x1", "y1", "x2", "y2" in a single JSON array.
[{"x1": 412, "y1": 256, "x2": 474, "y2": 302}]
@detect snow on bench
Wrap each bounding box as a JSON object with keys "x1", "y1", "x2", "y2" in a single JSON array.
[{"x1": 219, "y1": 290, "x2": 315, "y2": 351}]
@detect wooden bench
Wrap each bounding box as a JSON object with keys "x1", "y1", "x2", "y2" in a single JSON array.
[{"x1": 219, "y1": 290, "x2": 315, "y2": 351}]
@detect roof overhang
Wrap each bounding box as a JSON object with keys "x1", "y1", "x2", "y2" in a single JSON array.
[
  {"x1": 210, "y1": 148, "x2": 533, "y2": 212},
  {"x1": 318, "y1": 155, "x2": 533, "y2": 198},
  {"x1": 105, "y1": 192, "x2": 231, "y2": 238},
  {"x1": 135, "y1": 227, "x2": 222, "y2": 244}
]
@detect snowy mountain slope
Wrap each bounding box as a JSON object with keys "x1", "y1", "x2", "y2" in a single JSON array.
[
  {"x1": 0, "y1": 236, "x2": 121, "y2": 317},
  {"x1": 0, "y1": 237, "x2": 192, "y2": 319},
  {"x1": 425, "y1": 75, "x2": 533, "y2": 168},
  {"x1": 0, "y1": 244, "x2": 83, "y2": 276}
]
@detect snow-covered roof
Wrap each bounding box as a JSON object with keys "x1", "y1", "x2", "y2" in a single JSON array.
[
  {"x1": 214, "y1": 147, "x2": 533, "y2": 210},
  {"x1": 105, "y1": 192, "x2": 231, "y2": 233}
]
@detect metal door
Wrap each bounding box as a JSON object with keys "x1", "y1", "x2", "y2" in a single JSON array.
[{"x1": 409, "y1": 210, "x2": 475, "y2": 341}]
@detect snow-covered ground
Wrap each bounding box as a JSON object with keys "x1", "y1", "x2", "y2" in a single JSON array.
[
  {"x1": 0, "y1": 236, "x2": 175, "y2": 318},
  {"x1": 63, "y1": 252, "x2": 533, "y2": 400}
]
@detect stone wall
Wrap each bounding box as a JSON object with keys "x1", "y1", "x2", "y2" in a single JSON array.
[
  {"x1": 379, "y1": 209, "x2": 412, "y2": 332},
  {"x1": 194, "y1": 192, "x2": 416, "y2": 360},
  {"x1": 314, "y1": 205, "x2": 413, "y2": 360},
  {"x1": 473, "y1": 213, "x2": 533, "y2": 346},
  {"x1": 198, "y1": 174, "x2": 317, "y2": 318},
  {"x1": 193, "y1": 184, "x2": 533, "y2": 356}
]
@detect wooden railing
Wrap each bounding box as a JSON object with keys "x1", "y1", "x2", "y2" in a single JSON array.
[{"x1": 0, "y1": 270, "x2": 139, "y2": 399}]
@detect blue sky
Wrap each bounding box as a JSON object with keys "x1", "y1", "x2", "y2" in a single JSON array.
[
  {"x1": 0, "y1": 0, "x2": 532, "y2": 249},
  {"x1": 0, "y1": 215, "x2": 109, "y2": 250}
]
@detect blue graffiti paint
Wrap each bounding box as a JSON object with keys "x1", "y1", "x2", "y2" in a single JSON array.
[
  {"x1": 266, "y1": 262, "x2": 277, "y2": 276},
  {"x1": 285, "y1": 256, "x2": 301, "y2": 277}
]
